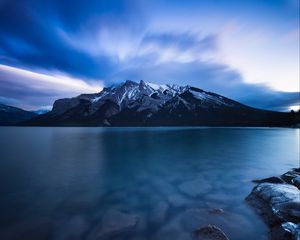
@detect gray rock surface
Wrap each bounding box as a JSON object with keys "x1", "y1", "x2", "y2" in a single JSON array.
[
  {"x1": 246, "y1": 168, "x2": 300, "y2": 240},
  {"x1": 281, "y1": 169, "x2": 300, "y2": 186},
  {"x1": 292, "y1": 177, "x2": 300, "y2": 189},
  {"x1": 281, "y1": 222, "x2": 300, "y2": 239},
  {"x1": 194, "y1": 224, "x2": 229, "y2": 240}
]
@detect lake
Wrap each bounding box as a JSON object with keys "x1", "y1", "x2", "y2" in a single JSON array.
[{"x1": 0, "y1": 127, "x2": 299, "y2": 240}]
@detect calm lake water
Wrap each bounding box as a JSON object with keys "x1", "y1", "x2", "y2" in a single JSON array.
[{"x1": 0, "y1": 127, "x2": 299, "y2": 240}]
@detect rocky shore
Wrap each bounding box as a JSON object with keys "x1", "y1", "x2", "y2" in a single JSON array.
[
  {"x1": 45, "y1": 168, "x2": 300, "y2": 240},
  {"x1": 246, "y1": 168, "x2": 300, "y2": 240}
]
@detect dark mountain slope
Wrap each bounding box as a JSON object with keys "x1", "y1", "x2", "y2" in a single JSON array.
[
  {"x1": 0, "y1": 104, "x2": 37, "y2": 125},
  {"x1": 24, "y1": 80, "x2": 298, "y2": 127}
]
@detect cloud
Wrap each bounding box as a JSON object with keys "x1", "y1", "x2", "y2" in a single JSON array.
[
  {"x1": 142, "y1": 32, "x2": 217, "y2": 52},
  {"x1": 0, "y1": 0, "x2": 298, "y2": 111},
  {"x1": 0, "y1": 0, "x2": 141, "y2": 79},
  {"x1": 111, "y1": 59, "x2": 300, "y2": 111},
  {"x1": 137, "y1": 32, "x2": 217, "y2": 63},
  {"x1": 0, "y1": 64, "x2": 102, "y2": 110}
]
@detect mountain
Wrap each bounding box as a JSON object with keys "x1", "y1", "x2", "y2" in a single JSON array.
[
  {"x1": 0, "y1": 103, "x2": 37, "y2": 125},
  {"x1": 24, "y1": 80, "x2": 298, "y2": 127}
]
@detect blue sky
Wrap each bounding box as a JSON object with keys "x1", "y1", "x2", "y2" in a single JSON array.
[{"x1": 0, "y1": 0, "x2": 299, "y2": 111}]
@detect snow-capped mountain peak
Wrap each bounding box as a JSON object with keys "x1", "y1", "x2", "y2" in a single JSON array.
[
  {"x1": 24, "y1": 80, "x2": 298, "y2": 126},
  {"x1": 91, "y1": 80, "x2": 177, "y2": 105},
  {"x1": 51, "y1": 80, "x2": 239, "y2": 118}
]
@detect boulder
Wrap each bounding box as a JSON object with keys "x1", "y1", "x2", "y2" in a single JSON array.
[
  {"x1": 281, "y1": 169, "x2": 300, "y2": 185},
  {"x1": 246, "y1": 170, "x2": 300, "y2": 240},
  {"x1": 281, "y1": 222, "x2": 300, "y2": 238},
  {"x1": 194, "y1": 224, "x2": 229, "y2": 240},
  {"x1": 292, "y1": 176, "x2": 300, "y2": 189},
  {"x1": 249, "y1": 183, "x2": 299, "y2": 206}
]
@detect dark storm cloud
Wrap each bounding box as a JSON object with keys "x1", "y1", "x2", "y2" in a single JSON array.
[{"x1": 0, "y1": 0, "x2": 144, "y2": 79}]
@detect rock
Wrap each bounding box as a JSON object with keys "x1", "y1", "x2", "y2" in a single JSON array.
[
  {"x1": 249, "y1": 183, "x2": 299, "y2": 206},
  {"x1": 293, "y1": 168, "x2": 300, "y2": 173},
  {"x1": 269, "y1": 224, "x2": 297, "y2": 240},
  {"x1": 179, "y1": 208, "x2": 253, "y2": 238},
  {"x1": 253, "y1": 176, "x2": 284, "y2": 184},
  {"x1": 246, "y1": 183, "x2": 300, "y2": 224},
  {"x1": 178, "y1": 179, "x2": 211, "y2": 197},
  {"x1": 275, "y1": 202, "x2": 300, "y2": 223},
  {"x1": 87, "y1": 210, "x2": 138, "y2": 240},
  {"x1": 194, "y1": 224, "x2": 229, "y2": 240},
  {"x1": 247, "y1": 169, "x2": 300, "y2": 240},
  {"x1": 292, "y1": 176, "x2": 300, "y2": 189},
  {"x1": 268, "y1": 222, "x2": 300, "y2": 240},
  {"x1": 281, "y1": 169, "x2": 300, "y2": 185},
  {"x1": 282, "y1": 222, "x2": 300, "y2": 239}
]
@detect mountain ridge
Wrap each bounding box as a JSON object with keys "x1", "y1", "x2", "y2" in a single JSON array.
[
  {"x1": 22, "y1": 80, "x2": 299, "y2": 127},
  {"x1": 0, "y1": 103, "x2": 37, "y2": 125}
]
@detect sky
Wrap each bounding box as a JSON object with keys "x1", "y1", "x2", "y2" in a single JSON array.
[{"x1": 0, "y1": 0, "x2": 299, "y2": 111}]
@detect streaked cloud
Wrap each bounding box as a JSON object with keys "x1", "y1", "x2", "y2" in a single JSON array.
[
  {"x1": 0, "y1": 64, "x2": 102, "y2": 110},
  {"x1": 138, "y1": 32, "x2": 217, "y2": 63},
  {"x1": 0, "y1": 0, "x2": 299, "y2": 111}
]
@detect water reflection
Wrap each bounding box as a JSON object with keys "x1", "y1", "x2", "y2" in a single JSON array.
[{"x1": 0, "y1": 127, "x2": 298, "y2": 240}]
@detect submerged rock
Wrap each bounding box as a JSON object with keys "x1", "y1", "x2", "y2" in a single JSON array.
[
  {"x1": 178, "y1": 179, "x2": 211, "y2": 197},
  {"x1": 246, "y1": 169, "x2": 300, "y2": 240},
  {"x1": 179, "y1": 208, "x2": 253, "y2": 238},
  {"x1": 87, "y1": 210, "x2": 138, "y2": 240},
  {"x1": 194, "y1": 224, "x2": 229, "y2": 240}
]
